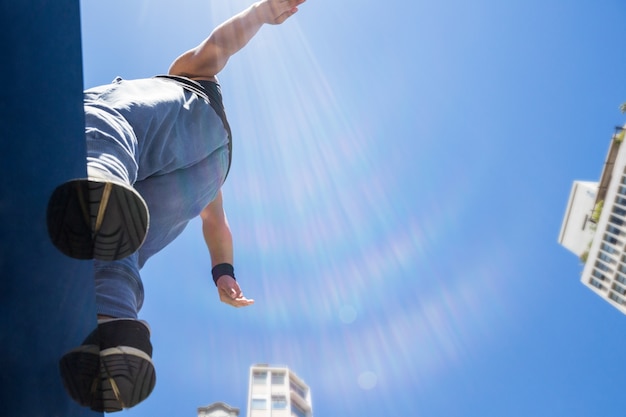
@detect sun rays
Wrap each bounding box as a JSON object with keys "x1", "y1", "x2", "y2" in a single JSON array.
[
  {"x1": 182, "y1": 11, "x2": 514, "y2": 406},
  {"x1": 83, "y1": 0, "x2": 514, "y2": 409}
]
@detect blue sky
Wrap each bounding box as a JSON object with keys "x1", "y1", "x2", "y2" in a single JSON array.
[{"x1": 80, "y1": 0, "x2": 626, "y2": 416}]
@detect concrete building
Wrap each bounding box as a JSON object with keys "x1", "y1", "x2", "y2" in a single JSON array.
[
  {"x1": 559, "y1": 126, "x2": 626, "y2": 313},
  {"x1": 247, "y1": 364, "x2": 313, "y2": 417}
]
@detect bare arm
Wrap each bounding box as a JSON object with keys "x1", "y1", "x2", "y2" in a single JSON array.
[
  {"x1": 169, "y1": 0, "x2": 305, "y2": 79},
  {"x1": 200, "y1": 190, "x2": 254, "y2": 307}
]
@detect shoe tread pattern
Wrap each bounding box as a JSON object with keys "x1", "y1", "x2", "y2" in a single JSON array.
[
  {"x1": 97, "y1": 350, "x2": 156, "y2": 412},
  {"x1": 58, "y1": 347, "x2": 100, "y2": 408},
  {"x1": 47, "y1": 179, "x2": 149, "y2": 261}
]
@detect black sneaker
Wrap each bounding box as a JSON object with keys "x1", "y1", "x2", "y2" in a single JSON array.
[
  {"x1": 97, "y1": 320, "x2": 156, "y2": 412},
  {"x1": 47, "y1": 178, "x2": 149, "y2": 261},
  {"x1": 59, "y1": 319, "x2": 156, "y2": 413},
  {"x1": 59, "y1": 344, "x2": 100, "y2": 408}
]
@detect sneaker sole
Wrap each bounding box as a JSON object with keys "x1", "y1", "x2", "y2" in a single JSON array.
[
  {"x1": 46, "y1": 178, "x2": 149, "y2": 261},
  {"x1": 59, "y1": 345, "x2": 100, "y2": 408},
  {"x1": 97, "y1": 346, "x2": 156, "y2": 412}
]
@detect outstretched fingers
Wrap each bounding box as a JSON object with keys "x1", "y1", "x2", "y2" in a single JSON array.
[
  {"x1": 216, "y1": 276, "x2": 255, "y2": 308},
  {"x1": 268, "y1": 0, "x2": 305, "y2": 25},
  {"x1": 219, "y1": 290, "x2": 255, "y2": 308}
]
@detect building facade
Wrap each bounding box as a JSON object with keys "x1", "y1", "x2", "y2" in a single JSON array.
[
  {"x1": 559, "y1": 126, "x2": 626, "y2": 313},
  {"x1": 247, "y1": 364, "x2": 313, "y2": 417}
]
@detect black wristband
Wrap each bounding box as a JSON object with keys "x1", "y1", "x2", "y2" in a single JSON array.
[{"x1": 212, "y1": 263, "x2": 235, "y2": 286}]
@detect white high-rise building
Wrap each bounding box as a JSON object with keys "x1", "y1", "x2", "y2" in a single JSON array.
[
  {"x1": 247, "y1": 364, "x2": 313, "y2": 417},
  {"x1": 559, "y1": 126, "x2": 626, "y2": 313}
]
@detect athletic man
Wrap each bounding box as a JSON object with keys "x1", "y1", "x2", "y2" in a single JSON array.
[{"x1": 47, "y1": 0, "x2": 305, "y2": 411}]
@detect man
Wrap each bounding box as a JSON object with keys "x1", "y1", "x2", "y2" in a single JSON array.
[{"x1": 46, "y1": 0, "x2": 305, "y2": 412}]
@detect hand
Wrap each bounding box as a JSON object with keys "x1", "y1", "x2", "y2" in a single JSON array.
[
  {"x1": 257, "y1": 0, "x2": 306, "y2": 25},
  {"x1": 216, "y1": 275, "x2": 255, "y2": 308}
]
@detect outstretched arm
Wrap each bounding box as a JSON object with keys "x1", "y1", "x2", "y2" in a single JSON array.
[
  {"x1": 169, "y1": 0, "x2": 305, "y2": 79},
  {"x1": 200, "y1": 190, "x2": 254, "y2": 307}
]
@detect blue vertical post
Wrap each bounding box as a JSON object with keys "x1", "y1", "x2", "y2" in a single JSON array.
[{"x1": 0, "y1": 0, "x2": 101, "y2": 415}]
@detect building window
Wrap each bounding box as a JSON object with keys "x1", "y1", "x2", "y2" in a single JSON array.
[
  {"x1": 613, "y1": 283, "x2": 626, "y2": 295},
  {"x1": 595, "y1": 260, "x2": 613, "y2": 273},
  {"x1": 601, "y1": 243, "x2": 619, "y2": 255},
  {"x1": 251, "y1": 398, "x2": 267, "y2": 410},
  {"x1": 590, "y1": 279, "x2": 604, "y2": 290},
  {"x1": 253, "y1": 371, "x2": 267, "y2": 385},
  {"x1": 618, "y1": 263, "x2": 626, "y2": 275},
  {"x1": 291, "y1": 403, "x2": 307, "y2": 417},
  {"x1": 609, "y1": 292, "x2": 625, "y2": 305},
  {"x1": 290, "y1": 380, "x2": 307, "y2": 399},
  {"x1": 272, "y1": 395, "x2": 287, "y2": 409},
  {"x1": 604, "y1": 233, "x2": 623, "y2": 246},
  {"x1": 606, "y1": 224, "x2": 622, "y2": 236},
  {"x1": 616, "y1": 195, "x2": 626, "y2": 206},
  {"x1": 598, "y1": 252, "x2": 616, "y2": 264},
  {"x1": 617, "y1": 273, "x2": 626, "y2": 285},
  {"x1": 613, "y1": 206, "x2": 626, "y2": 216},
  {"x1": 271, "y1": 372, "x2": 285, "y2": 385},
  {"x1": 592, "y1": 269, "x2": 607, "y2": 281},
  {"x1": 610, "y1": 215, "x2": 625, "y2": 227}
]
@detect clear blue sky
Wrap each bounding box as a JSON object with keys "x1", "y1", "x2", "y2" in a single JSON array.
[{"x1": 80, "y1": 0, "x2": 626, "y2": 415}]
